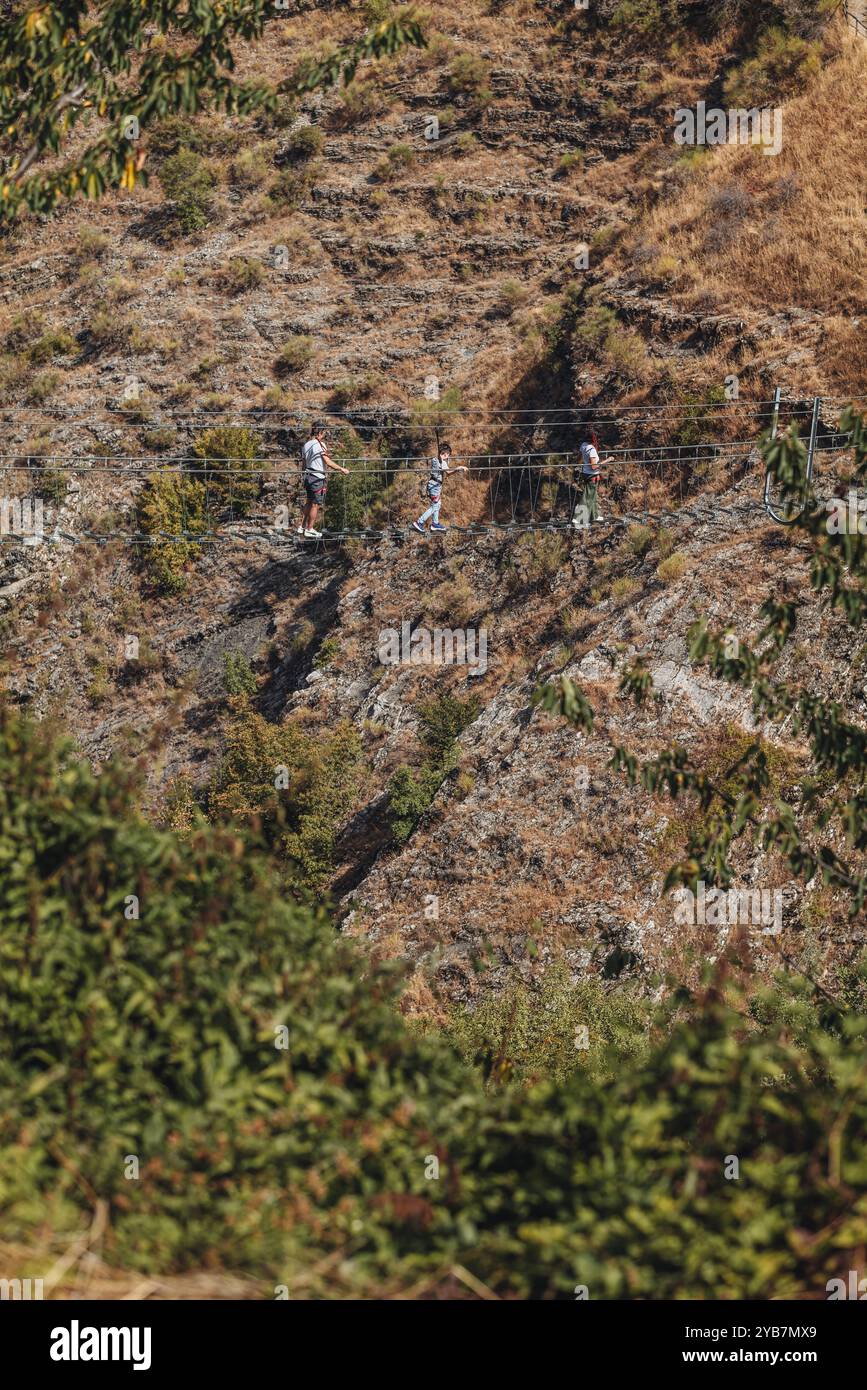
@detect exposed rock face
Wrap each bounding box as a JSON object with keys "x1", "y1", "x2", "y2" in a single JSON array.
[
  {"x1": 1, "y1": 6, "x2": 862, "y2": 1015},
  {"x1": 4, "y1": 459, "x2": 857, "y2": 1009}
]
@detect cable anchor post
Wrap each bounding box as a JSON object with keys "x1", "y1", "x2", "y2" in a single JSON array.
[{"x1": 764, "y1": 391, "x2": 819, "y2": 525}]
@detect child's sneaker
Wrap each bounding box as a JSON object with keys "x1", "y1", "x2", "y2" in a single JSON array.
[
  {"x1": 412, "y1": 520, "x2": 426, "y2": 533},
  {"x1": 430, "y1": 522, "x2": 447, "y2": 532},
  {"x1": 303, "y1": 527, "x2": 322, "y2": 538}
]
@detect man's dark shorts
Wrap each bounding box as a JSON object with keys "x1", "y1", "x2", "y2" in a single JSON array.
[{"x1": 304, "y1": 474, "x2": 327, "y2": 505}]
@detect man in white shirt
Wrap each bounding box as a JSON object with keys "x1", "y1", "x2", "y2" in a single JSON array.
[{"x1": 299, "y1": 422, "x2": 349, "y2": 538}]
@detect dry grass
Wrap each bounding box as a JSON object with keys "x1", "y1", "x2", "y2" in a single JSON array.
[
  {"x1": 619, "y1": 39, "x2": 867, "y2": 388},
  {"x1": 0, "y1": 1230, "x2": 261, "y2": 1301}
]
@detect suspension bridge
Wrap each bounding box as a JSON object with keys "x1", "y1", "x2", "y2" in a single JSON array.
[{"x1": 0, "y1": 393, "x2": 862, "y2": 549}]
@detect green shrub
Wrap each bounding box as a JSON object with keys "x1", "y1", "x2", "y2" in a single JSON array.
[
  {"x1": 0, "y1": 353, "x2": 29, "y2": 401},
  {"x1": 200, "y1": 391, "x2": 233, "y2": 412},
  {"x1": 313, "y1": 636, "x2": 340, "y2": 670},
  {"x1": 88, "y1": 310, "x2": 130, "y2": 350},
  {"x1": 222, "y1": 651, "x2": 258, "y2": 697},
  {"x1": 656, "y1": 550, "x2": 687, "y2": 584},
  {"x1": 386, "y1": 761, "x2": 445, "y2": 845},
  {"x1": 447, "y1": 54, "x2": 493, "y2": 108},
  {"x1": 4, "y1": 311, "x2": 45, "y2": 352},
  {"x1": 387, "y1": 693, "x2": 480, "y2": 843},
  {"x1": 590, "y1": 222, "x2": 621, "y2": 253},
  {"x1": 192, "y1": 425, "x2": 261, "y2": 517},
  {"x1": 141, "y1": 427, "x2": 178, "y2": 452},
  {"x1": 327, "y1": 375, "x2": 381, "y2": 410},
  {"x1": 323, "y1": 425, "x2": 385, "y2": 532},
  {"x1": 374, "y1": 142, "x2": 415, "y2": 180},
  {"x1": 573, "y1": 301, "x2": 619, "y2": 350},
  {"x1": 407, "y1": 385, "x2": 464, "y2": 450},
  {"x1": 148, "y1": 114, "x2": 224, "y2": 158},
  {"x1": 363, "y1": 0, "x2": 391, "y2": 21},
  {"x1": 230, "y1": 146, "x2": 272, "y2": 188},
  {"x1": 159, "y1": 149, "x2": 215, "y2": 233},
  {"x1": 279, "y1": 123, "x2": 324, "y2": 162},
  {"x1": 117, "y1": 393, "x2": 154, "y2": 425},
  {"x1": 425, "y1": 572, "x2": 477, "y2": 626},
  {"x1": 34, "y1": 467, "x2": 68, "y2": 505},
  {"x1": 656, "y1": 525, "x2": 675, "y2": 560},
  {"x1": 673, "y1": 386, "x2": 727, "y2": 447},
  {"x1": 261, "y1": 385, "x2": 290, "y2": 410},
  {"x1": 209, "y1": 700, "x2": 363, "y2": 890},
  {"x1": 274, "y1": 335, "x2": 314, "y2": 376},
  {"x1": 418, "y1": 692, "x2": 481, "y2": 762},
  {"x1": 723, "y1": 25, "x2": 821, "y2": 107},
  {"x1": 129, "y1": 324, "x2": 160, "y2": 355},
  {"x1": 627, "y1": 522, "x2": 654, "y2": 557},
  {"x1": 262, "y1": 94, "x2": 298, "y2": 131},
  {"x1": 105, "y1": 275, "x2": 137, "y2": 303},
  {"x1": 73, "y1": 226, "x2": 109, "y2": 260},
  {"x1": 332, "y1": 79, "x2": 383, "y2": 127},
  {"x1": 447, "y1": 963, "x2": 649, "y2": 1085},
  {"x1": 508, "y1": 531, "x2": 565, "y2": 588},
  {"x1": 556, "y1": 149, "x2": 584, "y2": 175},
  {"x1": 214, "y1": 256, "x2": 265, "y2": 295},
  {"x1": 453, "y1": 130, "x2": 476, "y2": 156},
  {"x1": 492, "y1": 280, "x2": 528, "y2": 319},
  {"x1": 611, "y1": 0, "x2": 665, "y2": 35},
  {"x1": 86, "y1": 663, "x2": 110, "y2": 707},
  {"x1": 0, "y1": 706, "x2": 458, "y2": 1285},
  {"x1": 136, "y1": 468, "x2": 208, "y2": 592},
  {"x1": 267, "y1": 162, "x2": 317, "y2": 210},
  {"x1": 570, "y1": 299, "x2": 647, "y2": 379},
  {"x1": 26, "y1": 371, "x2": 59, "y2": 404},
  {"x1": 27, "y1": 329, "x2": 75, "y2": 364}
]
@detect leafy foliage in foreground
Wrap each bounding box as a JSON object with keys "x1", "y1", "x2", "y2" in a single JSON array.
[
  {"x1": 2, "y1": 705, "x2": 867, "y2": 1298},
  {"x1": 0, "y1": 2, "x2": 425, "y2": 218}
]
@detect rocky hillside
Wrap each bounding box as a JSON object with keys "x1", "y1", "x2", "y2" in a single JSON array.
[{"x1": 1, "y1": 0, "x2": 865, "y2": 1018}]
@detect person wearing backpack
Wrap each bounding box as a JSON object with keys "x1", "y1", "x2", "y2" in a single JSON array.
[
  {"x1": 572, "y1": 429, "x2": 614, "y2": 528},
  {"x1": 298, "y1": 422, "x2": 349, "y2": 538},
  {"x1": 412, "y1": 442, "x2": 467, "y2": 534}
]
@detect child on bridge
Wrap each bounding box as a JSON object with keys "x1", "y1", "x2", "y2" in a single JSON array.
[{"x1": 412, "y1": 442, "x2": 467, "y2": 534}]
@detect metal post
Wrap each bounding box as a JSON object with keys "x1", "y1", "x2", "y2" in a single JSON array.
[
  {"x1": 764, "y1": 392, "x2": 819, "y2": 525},
  {"x1": 806, "y1": 395, "x2": 821, "y2": 483},
  {"x1": 769, "y1": 385, "x2": 782, "y2": 441}
]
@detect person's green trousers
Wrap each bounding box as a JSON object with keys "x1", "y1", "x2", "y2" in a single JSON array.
[{"x1": 579, "y1": 480, "x2": 599, "y2": 522}]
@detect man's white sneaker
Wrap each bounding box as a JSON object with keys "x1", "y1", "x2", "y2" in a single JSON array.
[
  {"x1": 296, "y1": 525, "x2": 304, "y2": 534},
  {"x1": 303, "y1": 527, "x2": 322, "y2": 538}
]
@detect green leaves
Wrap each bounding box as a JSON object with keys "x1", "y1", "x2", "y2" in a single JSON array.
[
  {"x1": 0, "y1": 2, "x2": 426, "y2": 218},
  {"x1": 619, "y1": 657, "x2": 653, "y2": 706},
  {"x1": 532, "y1": 675, "x2": 595, "y2": 731},
  {"x1": 2, "y1": 698, "x2": 867, "y2": 1295}
]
